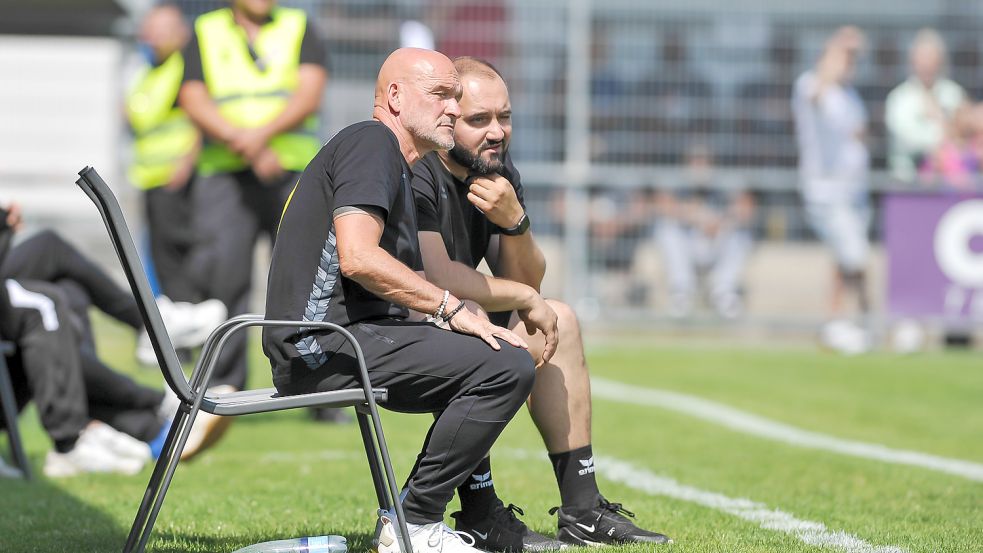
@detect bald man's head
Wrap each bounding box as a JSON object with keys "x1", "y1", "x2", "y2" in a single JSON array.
[{"x1": 375, "y1": 48, "x2": 462, "y2": 154}]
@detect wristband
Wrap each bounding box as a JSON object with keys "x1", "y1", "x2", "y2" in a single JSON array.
[
  {"x1": 500, "y1": 212, "x2": 530, "y2": 236},
  {"x1": 433, "y1": 290, "x2": 449, "y2": 320},
  {"x1": 443, "y1": 301, "x2": 467, "y2": 323}
]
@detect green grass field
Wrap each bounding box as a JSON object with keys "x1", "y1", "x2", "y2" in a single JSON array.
[{"x1": 1, "y1": 318, "x2": 981, "y2": 553}]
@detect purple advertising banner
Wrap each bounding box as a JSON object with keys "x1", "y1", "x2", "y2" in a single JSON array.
[{"x1": 884, "y1": 193, "x2": 983, "y2": 321}]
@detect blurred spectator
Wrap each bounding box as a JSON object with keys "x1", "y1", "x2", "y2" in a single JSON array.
[
  {"x1": 125, "y1": 4, "x2": 200, "y2": 301},
  {"x1": 886, "y1": 29, "x2": 968, "y2": 180},
  {"x1": 177, "y1": 0, "x2": 328, "y2": 398},
  {"x1": 585, "y1": 186, "x2": 652, "y2": 305},
  {"x1": 918, "y1": 102, "x2": 983, "y2": 189},
  {"x1": 793, "y1": 26, "x2": 873, "y2": 352},
  {"x1": 655, "y1": 144, "x2": 755, "y2": 319}
]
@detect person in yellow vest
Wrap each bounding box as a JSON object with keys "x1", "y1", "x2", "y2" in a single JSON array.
[
  {"x1": 126, "y1": 4, "x2": 200, "y2": 302},
  {"x1": 177, "y1": 0, "x2": 327, "y2": 405}
]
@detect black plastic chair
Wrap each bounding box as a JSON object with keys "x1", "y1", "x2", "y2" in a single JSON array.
[
  {"x1": 0, "y1": 338, "x2": 31, "y2": 480},
  {"x1": 75, "y1": 167, "x2": 413, "y2": 553}
]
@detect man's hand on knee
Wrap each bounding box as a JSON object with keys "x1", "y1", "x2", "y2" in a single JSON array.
[{"x1": 517, "y1": 296, "x2": 558, "y2": 367}]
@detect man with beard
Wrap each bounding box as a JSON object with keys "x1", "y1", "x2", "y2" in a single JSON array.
[
  {"x1": 264, "y1": 48, "x2": 539, "y2": 553},
  {"x1": 411, "y1": 57, "x2": 672, "y2": 551}
]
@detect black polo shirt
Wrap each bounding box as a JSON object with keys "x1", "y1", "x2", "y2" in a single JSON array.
[
  {"x1": 263, "y1": 121, "x2": 421, "y2": 377},
  {"x1": 411, "y1": 151, "x2": 525, "y2": 269}
]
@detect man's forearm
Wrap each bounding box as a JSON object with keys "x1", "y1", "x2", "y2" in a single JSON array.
[
  {"x1": 343, "y1": 245, "x2": 453, "y2": 316},
  {"x1": 495, "y1": 233, "x2": 546, "y2": 291},
  {"x1": 429, "y1": 258, "x2": 538, "y2": 313},
  {"x1": 178, "y1": 82, "x2": 237, "y2": 143}
]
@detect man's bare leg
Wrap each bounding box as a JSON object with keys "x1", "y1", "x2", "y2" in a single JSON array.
[{"x1": 508, "y1": 299, "x2": 591, "y2": 453}]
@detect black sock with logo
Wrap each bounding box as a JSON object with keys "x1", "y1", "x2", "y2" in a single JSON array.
[
  {"x1": 549, "y1": 444, "x2": 602, "y2": 514},
  {"x1": 457, "y1": 456, "x2": 499, "y2": 522}
]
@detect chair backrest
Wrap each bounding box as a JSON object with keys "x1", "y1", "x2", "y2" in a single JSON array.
[{"x1": 75, "y1": 167, "x2": 193, "y2": 404}]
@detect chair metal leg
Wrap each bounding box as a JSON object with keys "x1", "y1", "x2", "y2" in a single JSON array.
[
  {"x1": 362, "y1": 403, "x2": 413, "y2": 553},
  {"x1": 123, "y1": 407, "x2": 192, "y2": 553},
  {"x1": 135, "y1": 401, "x2": 207, "y2": 553},
  {"x1": 0, "y1": 354, "x2": 31, "y2": 480},
  {"x1": 357, "y1": 410, "x2": 391, "y2": 510}
]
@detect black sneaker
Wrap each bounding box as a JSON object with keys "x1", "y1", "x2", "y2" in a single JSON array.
[
  {"x1": 550, "y1": 498, "x2": 672, "y2": 545},
  {"x1": 452, "y1": 501, "x2": 567, "y2": 552}
]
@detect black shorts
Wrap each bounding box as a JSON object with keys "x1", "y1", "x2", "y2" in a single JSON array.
[{"x1": 488, "y1": 310, "x2": 514, "y2": 328}]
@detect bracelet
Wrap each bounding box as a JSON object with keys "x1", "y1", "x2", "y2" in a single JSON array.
[
  {"x1": 433, "y1": 290, "x2": 450, "y2": 320},
  {"x1": 443, "y1": 301, "x2": 467, "y2": 323}
]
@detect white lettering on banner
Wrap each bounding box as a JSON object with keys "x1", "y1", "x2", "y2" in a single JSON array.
[{"x1": 934, "y1": 199, "x2": 983, "y2": 288}]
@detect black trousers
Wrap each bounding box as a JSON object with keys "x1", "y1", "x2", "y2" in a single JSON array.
[
  {"x1": 0, "y1": 279, "x2": 164, "y2": 443},
  {"x1": 0, "y1": 279, "x2": 88, "y2": 445},
  {"x1": 188, "y1": 170, "x2": 297, "y2": 390},
  {"x1": 0, "y1": 230, "x2": 143, "y2": 331},
  {"x1": 279, "y1": 319, "x2": 536, "y2": 524},
  {"x1": 145, "y1": 182, "x2": 198, "y2": 302}
]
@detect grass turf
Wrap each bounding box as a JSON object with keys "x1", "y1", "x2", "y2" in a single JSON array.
[{"x1": 1, "y1": 319, "x2": 981, "y2": 552}]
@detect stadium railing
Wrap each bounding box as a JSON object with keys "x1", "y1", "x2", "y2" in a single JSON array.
[
  {"x1": 0, "y1": 338, "x2": 32, "y2": 480},
  {"x1": 75, "y1": 167, "x2": 414, "y2": 553}
]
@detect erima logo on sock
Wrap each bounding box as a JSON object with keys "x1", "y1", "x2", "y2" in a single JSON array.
[
  {"x1": 469, "y1": 471, "x2": 494, "y2": 490},
  {"x1": 577, "y1": 457, "x2": 595, "y2": 476}
]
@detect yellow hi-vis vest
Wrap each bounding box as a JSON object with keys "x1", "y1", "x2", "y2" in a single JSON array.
[
  {"x1": 126, "y1": 52, "x2": 198, "y2": 190},
  {"x1": 195, "y1": 7, "x2": 320, "y2": 175}
]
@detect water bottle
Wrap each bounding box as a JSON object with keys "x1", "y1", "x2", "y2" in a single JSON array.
[{"x1": 232, "y1": 535, "x2": 347, "y2": 553}]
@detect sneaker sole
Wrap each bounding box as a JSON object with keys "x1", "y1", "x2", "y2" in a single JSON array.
[{"x1": 556, "y1": 528, "x2": 605, "y2": 547}]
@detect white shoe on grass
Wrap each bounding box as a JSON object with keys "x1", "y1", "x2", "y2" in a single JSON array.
[
  {"x1": 376, "y1": 514, "x2": 482, "y2": 553},
  {"x1": 84, "y1": 421, "x2": 152, "y2": 463},
  {"x1": 137, "y1": 296, "x2": 228, "y2": 365},
  {"x1": 43, "y1": 426, "x2": 145, "y2": 478}
]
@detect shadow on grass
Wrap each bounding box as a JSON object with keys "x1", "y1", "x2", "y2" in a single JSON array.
[
  {"x1": 0, "y1": 470, "x2": 127, "y2": 553},
  {"x1": 150, "y1": 529, "x2": 375, "y2": 553}
]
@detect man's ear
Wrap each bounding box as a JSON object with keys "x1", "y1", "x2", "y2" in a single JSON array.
[{"x1": 388, "y1": 82, "x2": 401, "y2": 114}]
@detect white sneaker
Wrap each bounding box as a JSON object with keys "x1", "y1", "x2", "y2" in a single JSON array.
[
  {"x1": 84, "y1": 421, "x2": 152, "y2": 463},
  {"x1": 43, "y1": 428, "x2": 145, "y2": 478},
  {"x1": 0, "y1": 455, "x2": 23, "y2": 479},
  {"x1": 180, "y1": 385, "x2": 235, "y2": 461},
  {"x1": 376, "y1": 516, "x2": 481, "y2": 553},
  {"x1": 137, "y1": 297, "x2": 228, "y2": 365}
]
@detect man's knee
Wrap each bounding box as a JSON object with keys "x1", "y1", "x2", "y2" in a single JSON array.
[
  {"x1": 476, "y1": 343, "x2": 536, "y2": 403},
  {"x1": 546, "y1": 299, "x2": 583, "y2": 342}
]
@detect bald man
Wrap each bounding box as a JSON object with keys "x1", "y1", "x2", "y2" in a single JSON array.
[
  {"x1": 412, "y1": 57, "x2": 671, "y2": 550},
  {"x1": 263, "y1": 48, "x2": 536, "y2": 553}
]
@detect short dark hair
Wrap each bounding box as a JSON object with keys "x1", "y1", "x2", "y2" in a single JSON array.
[{"x1": 453, "y1": 56, "x2": 506, "y2": 84}]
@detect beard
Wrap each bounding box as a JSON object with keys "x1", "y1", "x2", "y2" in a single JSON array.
[
  {"x1": 405, "y1": 114, "x2": 456, "y2": 151},
  {"x1": 449, "y1": 140, "x2": 507, "y2": 176}
]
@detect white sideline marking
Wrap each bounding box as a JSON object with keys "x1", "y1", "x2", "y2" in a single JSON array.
[
  {"x1": 592, "y1": 377, "x2": 983, "y2": 482},
  {"x1": 600, "y1": 456, "x2": 907, "y2": 553}
]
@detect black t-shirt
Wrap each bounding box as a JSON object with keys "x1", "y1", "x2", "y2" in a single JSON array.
[
  {"x1": 412, "y1": 151, "x2": 525, "y2": 270},
  {"x1": 263, "y1": 121, "x2": 421, "y2": 380},
  {"x1": 182, "y1": 15, "x2": 329, "y2": 83}
]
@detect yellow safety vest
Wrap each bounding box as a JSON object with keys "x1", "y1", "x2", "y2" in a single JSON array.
[
  {"x1": 126, "y1": 52, "x2": 198, "y2": 190},
  {"x1": 195, "y1": 7, "x2": 321, "y2": 175}
]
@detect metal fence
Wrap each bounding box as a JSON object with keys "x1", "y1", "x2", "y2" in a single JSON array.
[{"x1": 129, "y1": 0, "x2": 983, "y2": 322}]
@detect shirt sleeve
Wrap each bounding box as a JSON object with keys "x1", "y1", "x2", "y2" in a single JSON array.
[
  {"x1": 299, "y1": 20, "x2": 330, "y2": 71},
  {"x1": 328, "y1": 127, "x2": 403, "y2": 219},
  {"x1": 411, "y1": 159, "x2": 442, "y2": 233},
  {"x1": 181, "y1": 31, "x2": 204, "y2": 83}
]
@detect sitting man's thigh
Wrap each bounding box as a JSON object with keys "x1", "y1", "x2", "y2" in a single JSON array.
[{"x1": 295, "y1": 319, "x2": 533, "y2": 412}]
